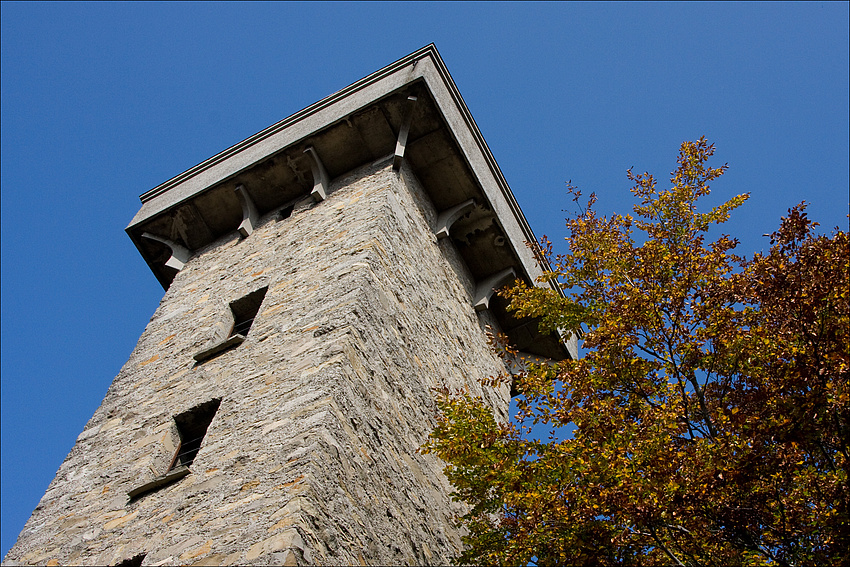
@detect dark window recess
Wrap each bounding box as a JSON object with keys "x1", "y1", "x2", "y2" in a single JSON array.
[
  {"x1": 193, "y1": 287, "x2": 268, "y2": 363},
  {"x1": 114, "y1": 554, "x2": 145, "y2": 567},
  {"x1": 279, "y1": 204, "x2": 295, "y2": 220},
  {"x1": 169, "y1": 398, "x2": 221, "y2": 470},
  {"x1": 229, "y1": 286, "x2": 267, "y2": 338},
  {"x1": 127, "y1": 400, "x2": 221, "y2": 501}
]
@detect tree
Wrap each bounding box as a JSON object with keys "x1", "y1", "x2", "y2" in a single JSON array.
[{"x1": 424, "y1": 138, "x2": 849, "y2": 566}]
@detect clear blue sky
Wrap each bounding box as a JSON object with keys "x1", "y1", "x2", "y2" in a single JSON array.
[{"x1": 2, "y1": 2, "x2": 847, "y2": 557}]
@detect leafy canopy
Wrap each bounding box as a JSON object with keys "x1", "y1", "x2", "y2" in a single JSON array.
[{"x1": 424, "y1": 138, "x2": 849, "y2": 566}]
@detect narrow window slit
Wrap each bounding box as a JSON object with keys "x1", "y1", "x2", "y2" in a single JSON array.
[
  {"x1": 193, "y1": 287, "x2": 268, "y2": 363},
  {"x1": 170, "y1": 398, "x2": 221, "y2": 470},
  {"x1": 114, "y1": 554, "x2": 145, "y2": 567},
  {"x1": 228, "y1": 287, "x2": 267, "y2": 339},
  {"x1": 127, "y1": 399, "x2": 221, "y2": 501},
  {"x1": 278, "y1": 204, "x2": 295, "y2": 220}
]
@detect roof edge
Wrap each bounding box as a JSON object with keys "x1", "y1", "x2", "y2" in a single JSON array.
[{"x1": 139, "y1": 44, "x2": 439, "y2": 204}]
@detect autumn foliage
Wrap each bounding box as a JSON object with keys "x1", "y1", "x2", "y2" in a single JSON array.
[{"x1": 424, "y1": 139, "x2": 849, "y2": 566}]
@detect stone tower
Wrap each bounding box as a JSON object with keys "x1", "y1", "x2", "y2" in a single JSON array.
[{"x1": 4, "y1": 45, "x2": 574, "y2": 566}]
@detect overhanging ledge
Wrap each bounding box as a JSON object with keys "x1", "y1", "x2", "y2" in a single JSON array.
[{"x1": 126, "y1": 44, "x2": 577, "y2": 361}]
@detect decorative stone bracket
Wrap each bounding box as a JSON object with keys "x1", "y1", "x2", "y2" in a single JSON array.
[
  {"x1": 435, "y1": 199, "x2": 476, "y2": 239},
  {"x1": 393, "y1": 96, "x2": 418, "y2": 171},
  {"x1": 235, "y1": 184, "x2": 260, "y2": 237},
  {"x1": 141, "y1": 233, "x2": 192, "y2": 271},
  {"x1": 473, "y1": 267, "x2": 516, "y2": 311},
  {"x1": 304, "y1": 146, "x2": 330, "y2": 202}
]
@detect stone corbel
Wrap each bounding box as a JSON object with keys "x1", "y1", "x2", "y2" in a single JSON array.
[
  {"x1": 234, "y1": 184, "x2": 259, "y2": 237},
  {"x1": 473, "y1": 267, "x2": 517, "y2": 311},
  {"x1": 141, "y1": 232, "x2": 192, "y2": 271},
  {"x1": 393, "y1": 96, "x2": 418, "y2": 171},
  {"x1": 435, "y1": 199, "x2": 476, "y2": 239},
  {"x1": 304, "y1": 146, "x2": 329, "y2": 202}
]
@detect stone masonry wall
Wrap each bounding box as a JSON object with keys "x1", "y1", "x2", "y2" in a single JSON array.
[{"x1": 4, "y1": 158, "x2": 511, "y2": 566}]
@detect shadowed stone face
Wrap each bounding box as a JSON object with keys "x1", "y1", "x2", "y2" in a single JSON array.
[{"x1": 5, "y1": 160, "x2": 512, "y2": 566}]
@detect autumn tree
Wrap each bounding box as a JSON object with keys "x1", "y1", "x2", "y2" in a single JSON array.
[{"x1": 424, "y1": 138, "x2": 849, "y2": 566}]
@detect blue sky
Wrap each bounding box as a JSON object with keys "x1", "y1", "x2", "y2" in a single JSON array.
[{"x1": 1, "y1": 2, "x2": 848, "y2": 557}]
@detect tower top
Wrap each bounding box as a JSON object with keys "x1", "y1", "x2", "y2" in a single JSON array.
[{"x1": 126, "y1": 44, "x2": 574, "y2": 360}]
